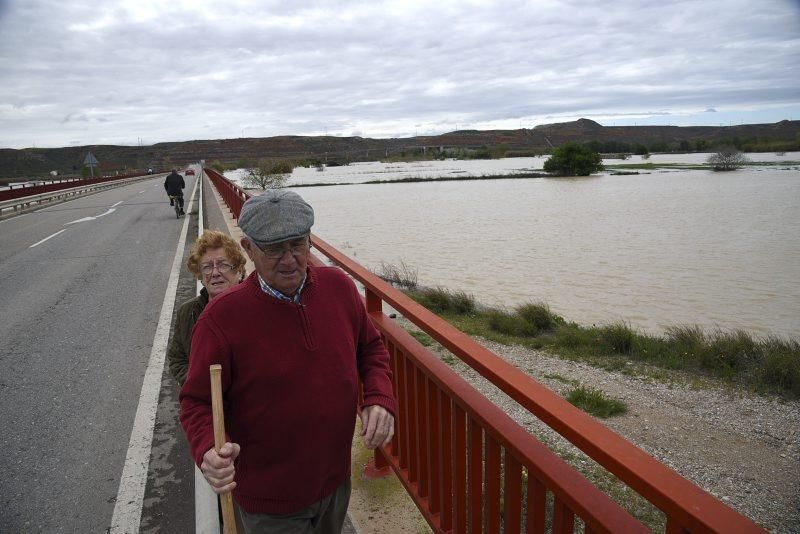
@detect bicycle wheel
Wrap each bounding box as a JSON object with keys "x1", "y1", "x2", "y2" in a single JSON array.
[{"x1": 175, "y1": 202, "x2": 181, "y2": 218}]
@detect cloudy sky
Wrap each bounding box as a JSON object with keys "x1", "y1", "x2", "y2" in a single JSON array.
[{"x1": 1, "y1": 0, "x2": 798, "y2": 149}]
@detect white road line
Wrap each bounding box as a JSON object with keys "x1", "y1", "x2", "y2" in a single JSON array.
[
  {"x1": 94, "y1": 208, "x2": 116, "y2": 218},
  {"x1": 111, "y1": 201, "x2": 123, "y2": 208},
  {"x1": 109, "y1": 176, "x2": 199, "y2": 534},
  {"x1": 65, "y1": 217, "x2": 95, "y2": 225},
  {"x1": 139, "y1": 190, "x2": 146, "y2": 193},
  {"x1": 29, "y1": 229, "x2": 67, "y2": 248},
  {"x1": 65, "y1": 208, "x2": 117, "y2": 225}
]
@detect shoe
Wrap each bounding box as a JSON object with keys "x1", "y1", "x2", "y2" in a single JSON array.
[
  {"x1": 169, "y1": 199, "x2": 174, "y2": 206},
  {"x1": 180, "y1": 209, "x2": 185, "y2": 215}
]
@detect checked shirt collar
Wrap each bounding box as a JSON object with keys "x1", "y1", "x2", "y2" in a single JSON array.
[{"x1": 257, "y1": 272, "x2": 307, "y2": 304}]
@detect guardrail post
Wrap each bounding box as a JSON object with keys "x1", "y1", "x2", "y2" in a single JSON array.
[
  {"x1": 365, "y1": 288, "x2": 382, "y2": 315},
  {"x1": 364, "y1": 450, "x2": 392, "y2": 479},
  {"x1": 363, "y1": 286, "x2": 392, "y2": 479}
]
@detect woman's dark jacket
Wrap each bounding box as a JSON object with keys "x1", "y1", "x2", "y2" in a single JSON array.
[{"x1": 168, "y1": 288, "x2": 209, "y2": 386}]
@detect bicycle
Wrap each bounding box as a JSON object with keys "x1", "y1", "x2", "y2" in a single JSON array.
[{"x1": 169, "y1": 195, "x2": 184, "y2": 218}]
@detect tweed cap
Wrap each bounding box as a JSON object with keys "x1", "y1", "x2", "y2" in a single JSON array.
[{"x1": 238, "y1": 190, "x2": 314, "y2": 246}]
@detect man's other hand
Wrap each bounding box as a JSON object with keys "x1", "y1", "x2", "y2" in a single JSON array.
[{"x1": 360, "y1": 405, "x2": 395, "y2": 450}]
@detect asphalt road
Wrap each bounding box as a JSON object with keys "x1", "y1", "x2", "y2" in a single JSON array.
[{"x1": 0, "y1": 175, "x2": 198, "y2": 532}]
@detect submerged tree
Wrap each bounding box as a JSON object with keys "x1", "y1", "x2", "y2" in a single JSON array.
[
  {"x1": 241, "y1": 158, "x2": 295, "y2": 189},
  {"x1": 543, "y1": 143, "x2": 603, "y2": 176},
  {"x1": 707, "y1": 147, "x2": 749, "y2": 171}
]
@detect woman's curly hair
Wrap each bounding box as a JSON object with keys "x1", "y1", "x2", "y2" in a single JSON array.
[{"x1": 186, "y1": 230, "x2": 247, "y2": 280}]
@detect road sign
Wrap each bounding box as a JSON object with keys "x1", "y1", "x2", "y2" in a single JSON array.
[{"x1": 84, "y1": 152, "x2": 99, "y2": 177}]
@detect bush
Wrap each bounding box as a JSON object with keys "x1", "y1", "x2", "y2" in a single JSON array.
[
  {"x1": 488, "y1": 310, "x2": 538, "y2": 337},
  {"x1": 487, "y1": 302, "x2": 564, "y2": 337},
  {"x1": 516, "y1": 302, "x2": 563, "y2": 332},
  {"x1": 408, "y1": 330, "x2": 435, "y2": 347},
  {"x1": 377, "y1": 261, "x2": 418, "y2": 288},
  {"x1": 566, "y1": 386, "x2": 628, "y2": 417},
  {"x1": 707, "y1": 330, "x2": 759, "y2": 373},
  {"x1": 666, "y1": 325, "x2": 705, "y2": 351},
  {"x1": 543, "y1": 143, "x2": 603, "y2": 176},
  {"x1": 756, "y1": 338, "x2": 800, "y2": 396},
  {"x1": 410, "y1": 287, "x2": 476, "y2": 314},
  {"x1": 241, "y1": 158, "x2": 295, "y2": 189},
  {"x1": 554, "y1": 324, "x2": 596, "y2": 349},
  {"x1": 707, "y1": 147, "x2": 749, "y2": 171},
  {"x1": 600, "y1": 322, "x2": 636, "y2": 355}
]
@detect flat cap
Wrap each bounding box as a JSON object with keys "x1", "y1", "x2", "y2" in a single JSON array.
[{"x1": 238, "y1": 190, "x2": 314, "y2": 247}]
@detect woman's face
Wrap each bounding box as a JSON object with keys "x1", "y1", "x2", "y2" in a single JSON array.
[{"x1": 198, "y1": 247, "x2": 240, "y2": 299}]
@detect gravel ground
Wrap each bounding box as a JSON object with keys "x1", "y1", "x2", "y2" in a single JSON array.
[{"x1": 400, "y1": 319, "x2": 800, "y2": 533}]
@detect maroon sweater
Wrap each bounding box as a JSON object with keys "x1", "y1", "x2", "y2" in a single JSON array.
[{"x1": 179, "y1": 266, "x2": 396, "y2": 514}]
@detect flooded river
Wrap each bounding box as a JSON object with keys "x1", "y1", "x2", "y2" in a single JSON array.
[{"x1": 227, "y1": 153, "x2": 800, "y2": 338}]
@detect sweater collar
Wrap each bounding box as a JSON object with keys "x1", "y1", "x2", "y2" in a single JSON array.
[
  {"x1": 252, "y1": 266, "x2": 316, "y2": 304},
  {"x1": 257, "y1": 273, "x2": 306, "y2": 303}
]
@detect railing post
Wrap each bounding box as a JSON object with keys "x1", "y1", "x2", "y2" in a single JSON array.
[
  {"x1": 363, "y1": 285, "x2": 391, "y2": 479},
  {"x1": 364, "y1": 449, "x2": 392, "y2": 479},
  {"x1": 365, "y1": 287, "x2": 382, "y2": 315}
]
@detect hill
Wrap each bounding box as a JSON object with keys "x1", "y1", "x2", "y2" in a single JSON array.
[{"x1": 1, "y1": 119, "x2": 798, "y2": 179}]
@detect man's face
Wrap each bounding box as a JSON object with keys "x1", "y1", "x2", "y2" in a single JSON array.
[{"x1": 241, "y1": 236, "x2": 310, "y2": 296}]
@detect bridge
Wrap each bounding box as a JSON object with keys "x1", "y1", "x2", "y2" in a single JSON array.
[{"x1": 0, "y1": 169, "x2": 765, "y2": 532}]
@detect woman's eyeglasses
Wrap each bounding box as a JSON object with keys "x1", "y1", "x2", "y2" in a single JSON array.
[{"x1": 199, "y1": 261, "x2": 234, "y2": 275}]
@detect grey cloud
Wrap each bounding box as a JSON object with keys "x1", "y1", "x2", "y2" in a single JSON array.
[
  {"x1": 1, "y1": 0, "x2": 798, "y2": 148},
  {"x1": 61, "y1": 113, "x2": 89, "y2": 124}
]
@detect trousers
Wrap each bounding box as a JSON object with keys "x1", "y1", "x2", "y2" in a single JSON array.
[{"x1": 237, "y1": 479, "x2": 351, "y2": 534}]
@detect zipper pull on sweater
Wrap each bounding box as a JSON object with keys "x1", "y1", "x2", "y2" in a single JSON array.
[{"x1": 297, "y1": 303, "x2": 317, "y2": 350}]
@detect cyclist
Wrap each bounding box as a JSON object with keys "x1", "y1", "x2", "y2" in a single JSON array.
[{"x1": 164, "y1": 169, "x2": 186, "y2": 215}]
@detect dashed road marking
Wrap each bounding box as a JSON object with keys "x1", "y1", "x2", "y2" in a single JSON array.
[
  {"x1": 29, "y1": 229, "x2": 67, "y2": 248},
  {"x1": 65, "y1": 208, "x2": 116, "y2": 225}
]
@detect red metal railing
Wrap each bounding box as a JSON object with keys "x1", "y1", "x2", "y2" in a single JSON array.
[
  {"x1": 205, "y1": 168, "x2": 249, "y2": 219},
  {"x1": 203, "y1": 167, "x2": 765, "y2": 533},
  {"x1": 0, "y1": 171, "x2": 152, "y2": 202}
]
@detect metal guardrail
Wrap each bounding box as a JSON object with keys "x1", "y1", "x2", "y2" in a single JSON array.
[
  {"x1": 0, "y1": 174, "x2": 161, "y2": 217},
  {"x1": 204, "y1": 168, "x2": 248, "y2": 219},
  {"x1": 0, "y1": 172, "x2": 153, "y2": 202},
  {"x1": 203, "y1": 167, "x2": 764, "y2": 533}
]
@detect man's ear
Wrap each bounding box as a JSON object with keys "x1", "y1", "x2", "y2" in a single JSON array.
[{"x1": 241, "y1": 238, "x2": 255, "y2": 259}]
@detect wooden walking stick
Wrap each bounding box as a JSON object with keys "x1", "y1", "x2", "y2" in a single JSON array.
[{"x1": 210, "y1": 364, "x2": 238, "y2": 534}]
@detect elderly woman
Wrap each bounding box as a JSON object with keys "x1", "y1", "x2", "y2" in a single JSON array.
[{"x1": 168, "y1": 230, "x2": 247, "y2": 386}]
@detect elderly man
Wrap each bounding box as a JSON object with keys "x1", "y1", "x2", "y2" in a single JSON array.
[{"x1": 180, "y1": 190, "x2": 396, "y2": 533}]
